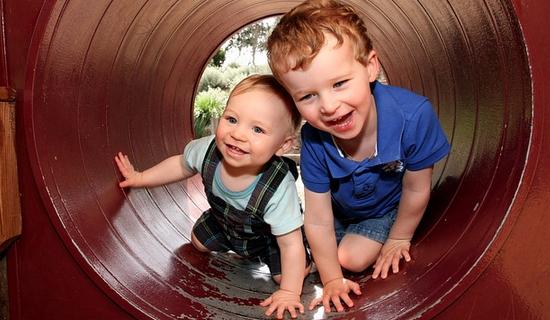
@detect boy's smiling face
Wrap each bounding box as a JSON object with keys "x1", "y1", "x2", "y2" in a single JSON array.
[
  {"x1": 279, "y1": 34, "x2": 380, "y2": 146},
  {"x1": 215, "y1": 88, "x2": 293, "y2": 175}
]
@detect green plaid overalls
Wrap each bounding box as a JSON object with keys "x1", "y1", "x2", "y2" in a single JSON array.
[{"x1": 192, "y1": 140, "x2": 309, "y2": 275}]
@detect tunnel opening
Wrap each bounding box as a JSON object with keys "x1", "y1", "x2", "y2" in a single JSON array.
[{"x1": 24, "y1": 0, "x2": 531, "y2": 319}]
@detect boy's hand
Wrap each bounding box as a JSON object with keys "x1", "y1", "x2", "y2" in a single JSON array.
[
  {"x1": 260, "y1": 289, "x2": 304, "y2": 319},
  {"x1": 372, "y1": 238, "x2": 412, "y2": 279},
  {"x1": 309, "y1": 277, "x2": 361, "y2": 313},
  {"x1": 114, "y1": 152, "x2": 143, "y2": 188}
]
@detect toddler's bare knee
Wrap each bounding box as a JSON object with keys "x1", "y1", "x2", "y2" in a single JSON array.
[
  {"x1": 191, "y1": 233, "x2": 210, "y2": 253},
  {"x1": 304, "y1": 263, "x2": 312, "y2": 278},
  {"x1": 272, "y1": 274, "x2": 282, "y2": 284}
]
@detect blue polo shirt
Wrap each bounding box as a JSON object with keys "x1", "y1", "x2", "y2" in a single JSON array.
[{"x1": 300, "y1": 81, "x2": 450, "y2": 220}]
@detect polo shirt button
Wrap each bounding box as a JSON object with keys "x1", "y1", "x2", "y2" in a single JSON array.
[{"x1": 354, "y1": 184, "x2": 375, "y2": 199}]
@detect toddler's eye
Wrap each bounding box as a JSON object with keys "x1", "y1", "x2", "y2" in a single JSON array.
[
  {"x1": 253, "y1": 126, "x2": 264, "y2": 134},
  {"x1": 226, "y1": 116, "x2": 237, "y2": 124}
]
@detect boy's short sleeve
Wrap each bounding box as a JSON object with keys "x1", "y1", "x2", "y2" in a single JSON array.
[
  {"x1": 404, "y1": 101, "x2": 450, "y2": 171},
  {"x1": 182, "y1": 135, "x2": 215, "y2": 174},
  {"x1": 300, "y1": 125, "x2": 331, "y2": 193},
  {"x1": 263, "y1": 172, "x2": 304, "y2": 236}
]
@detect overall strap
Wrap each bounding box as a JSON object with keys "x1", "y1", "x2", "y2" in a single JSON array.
[
  {"x1": 245, "y1": 156, "x2": 290, "y2": 217},
  {"x1": 200, "y1": 138, "x2": 219, "y2": 194}
]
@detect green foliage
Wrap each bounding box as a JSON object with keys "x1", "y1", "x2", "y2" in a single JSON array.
[
  {"x1": 224, "y1": 65, "x2": 250, "y2": 88},
  {"x1": 193, "y1": 88, "x2": 228, "y2": 137},
  {"x1": 198, "y1": 64, "x2": 271, "y2": 93},
  {"x1": 198, "y1": 67, "x2": 228, "y2": 92},
  {"x1": 227, "y1": 61, "x2": 241, "y2": 69},
  {"x1": 210, "y1": 48, "x2": 226, "y2": 68}
]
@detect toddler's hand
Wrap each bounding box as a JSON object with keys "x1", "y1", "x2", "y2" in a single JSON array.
[
  {"x1": 114, "y1": 152, "x2": 143, "y2": 188},
  {"x1": 309, "y1": 277, "x2": 361, "y2": 313},
  {"x1": 260, "y1": 289, "x2": 304, "y2": 319},
  {"x1": 372, "y1": 238, "x2": 412, "y2": 279}
]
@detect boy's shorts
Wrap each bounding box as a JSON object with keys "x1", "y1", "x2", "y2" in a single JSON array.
[
  {"x1": 334, "y1": 208, "x2": 398, "y2": 244},
  {"x1": 192, "y1": 210, "x2": 311, "y2": 276}
]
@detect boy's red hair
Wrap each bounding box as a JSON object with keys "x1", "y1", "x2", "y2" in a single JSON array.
[{"x1": 267, "y1": 0, "x2": 373, "y2": 79}]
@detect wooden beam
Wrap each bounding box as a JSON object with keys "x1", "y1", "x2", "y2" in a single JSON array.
[{"x1": 0, "y1": 87, "x2": 20, "y2": 253}]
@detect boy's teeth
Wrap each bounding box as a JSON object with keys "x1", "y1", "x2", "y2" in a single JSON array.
[
  {"x1": 331, "y1": 116, "x2": 342, "y2": 123},
  {"x1": 330, "y1": 113, "x2": 349, "y2": 125}
]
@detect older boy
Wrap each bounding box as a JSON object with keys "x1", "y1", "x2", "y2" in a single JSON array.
[{"x1": 268, "y1": 0, "x2": 450, "y2": 313}]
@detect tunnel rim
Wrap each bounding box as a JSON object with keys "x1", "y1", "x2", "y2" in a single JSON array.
[{"x1": 22, "y1": 0, "x2": 533, "y2": 319}]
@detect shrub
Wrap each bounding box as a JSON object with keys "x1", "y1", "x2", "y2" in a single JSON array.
[
  {"x1": 198, "y1": 67, "x2": 229, "y2": 92},
  {"x1": 193, "y1": 88, "x2": 228, "y2": 137}
]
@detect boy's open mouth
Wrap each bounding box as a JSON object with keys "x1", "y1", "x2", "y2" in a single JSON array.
[{"x1": 327, "y1": 111, "x2": 353, "y2": 130}]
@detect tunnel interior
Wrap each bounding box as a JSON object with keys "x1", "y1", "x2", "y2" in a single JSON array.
[{"x1": 24, "y1": 0, "x2": 531, "y2": 319}]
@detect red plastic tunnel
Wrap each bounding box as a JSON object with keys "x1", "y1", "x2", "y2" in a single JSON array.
[{"x1": 5, "y1": 0, "x2": 550, "y2": 319}]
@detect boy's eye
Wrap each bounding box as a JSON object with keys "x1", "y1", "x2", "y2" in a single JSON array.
[
  {"x1": 334, "y1": 80, "x2": 348, "y2": 88},
  {"x1": 298, "y1": 93, "x2": 313, "y2": 102},
  {"x1": 253, "y1": 126, "x2": 264, "y2": 134}
]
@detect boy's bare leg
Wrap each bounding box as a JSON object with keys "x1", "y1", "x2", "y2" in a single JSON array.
[{"x1": 337, "y1": 235, "x2": 382, "y2": 273}]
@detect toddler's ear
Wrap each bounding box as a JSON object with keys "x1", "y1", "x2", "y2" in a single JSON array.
[{"x1": 275, "y1": 135, "x2": 296, "y2": 157}]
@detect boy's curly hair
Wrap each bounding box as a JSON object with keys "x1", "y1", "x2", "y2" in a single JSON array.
[{"x1": 267, "y1": 0, "x2": 373, "y2": 79}]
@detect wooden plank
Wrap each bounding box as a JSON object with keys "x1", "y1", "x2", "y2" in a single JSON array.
[{"x1": 0, "y1": 87, "x2": 20, "y2": 252}]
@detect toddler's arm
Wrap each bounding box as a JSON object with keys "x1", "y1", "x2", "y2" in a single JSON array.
[
  {"x1": 303, "y1": 190, "x2": 361, "y2": 313},
  {"x1": 372, "y1": 167, "x2": 433, "y2": 279},
  {"x1": 115, "y1": 152, "x2": 195, "y2": 188},
  {"x1": 261, "y1": 228, "x2": 306, "y2": 319}
]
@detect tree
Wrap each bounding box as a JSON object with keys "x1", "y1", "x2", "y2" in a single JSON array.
[
  {"x1": 226, "y1": 19, "x2": 275, "y2": 67},
  {"x1": 209, "y1": 48, "x2": 226, "y2": 68}
]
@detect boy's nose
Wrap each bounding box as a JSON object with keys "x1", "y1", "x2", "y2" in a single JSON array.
[{"x1": 320, "y1": 95, "x2": 339, "y2": 114}]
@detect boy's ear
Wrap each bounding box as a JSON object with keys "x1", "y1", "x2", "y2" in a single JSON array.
[
  {"x1": 366, "y1": 50, "x2": 381, "y2": 82},
  {"x1": 275, "y1": 135, "x2": 296, "y2": 157}
]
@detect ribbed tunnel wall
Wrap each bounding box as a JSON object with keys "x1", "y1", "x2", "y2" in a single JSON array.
[{"x1": 12, "y1": 0, "x2": 542, "y2": 319}]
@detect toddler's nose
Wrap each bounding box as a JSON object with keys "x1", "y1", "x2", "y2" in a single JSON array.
[{"x1": 230, "y1": 125, "x2": 247, "y2": 141}]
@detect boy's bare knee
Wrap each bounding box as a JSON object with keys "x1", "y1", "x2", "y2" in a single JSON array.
[
  {"x1": 191, "y1": 232, "x2": 210, "y2": 253},
  {"x1": 338, "y1": 250, "x2": 372, "y2": 272},
  {"x1": 338, "y1": 236, "x2": 381, "y2": 272}
]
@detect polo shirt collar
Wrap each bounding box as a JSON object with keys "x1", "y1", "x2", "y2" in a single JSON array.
[{"x1": 321, "y1": 81, "x2": 405, "y2": 178}]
